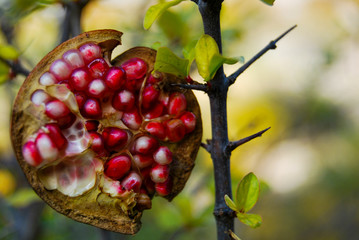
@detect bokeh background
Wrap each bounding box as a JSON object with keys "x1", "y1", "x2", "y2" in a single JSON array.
[{"x1": 1, "y1": 0, "x2": 359, "y2": 239}]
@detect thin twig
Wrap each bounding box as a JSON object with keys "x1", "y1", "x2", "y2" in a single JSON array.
[
  {"x1": 201, "y1": 141, "x2": 211, "y2": 153},
  {"x1": 0, "y1": 57, "x2": 30, "y2": 77},
  {"x1": 228, "y1": 25, "x2": 297, "y2": 86},
  {"x1": 170, "y1": 83, "x2": 208, "y2": 92},
  {"x1": 228, "y1": 127, "x2": 271, "y2": 152}
]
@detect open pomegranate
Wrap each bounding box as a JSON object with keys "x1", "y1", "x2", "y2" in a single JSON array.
[{"x1": 10, "y1": 30, "x2": 202, "y2": 233}]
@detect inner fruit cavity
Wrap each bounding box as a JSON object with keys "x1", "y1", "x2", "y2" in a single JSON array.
[{"x1": 21, "y1": 42, "x2": 198, "y2": 213}]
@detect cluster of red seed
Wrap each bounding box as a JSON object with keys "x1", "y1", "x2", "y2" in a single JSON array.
[{"x1": 22, "y1": 42, "x2": 197, "y2": 207}]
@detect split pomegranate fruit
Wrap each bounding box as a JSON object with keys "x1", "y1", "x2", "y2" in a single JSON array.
[{"x1": 11, "y1": 30, "x2": 202, "y2": 233}]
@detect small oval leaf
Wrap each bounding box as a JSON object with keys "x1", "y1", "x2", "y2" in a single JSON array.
[
  {"x1": 0, "y1": 44, "x2": 19, "y2": 60},
  {"x1": 236, "y1": 172, "x2": 260, "y2": 213},
  {"x1": 237, "y1": 213, "x2": 262, "y2": 228},
  {"x1": 195, "y1": 34, "x2": 219, "y2": 81},
  {"x1": 208, "y1": 54, "x2": 238, "y2": 81},
  {"x1": 154, "y1": 47, "x2": 189, "y2": 78},
  {"x1": 260, "y1": 0, "x2": 275, "y2": 6},
  {"x1": 224, "y1": 194, "x2": 238, "y2": 212},
  {"x1": 144, "y1": 0, "x2": 185, "y2": 30}
]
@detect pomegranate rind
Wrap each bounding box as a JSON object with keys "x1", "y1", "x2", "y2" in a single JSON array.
[
  {"x1": 11, "y1": 30, "x2": 142, "y2": 234},
  {"x1": 112, "y1": 47, "x2": 203, "y2": 201}
]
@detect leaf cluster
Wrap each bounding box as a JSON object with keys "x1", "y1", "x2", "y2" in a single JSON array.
[{"x1": 225, "y1": 172, "x2": 262, "y2": 228}]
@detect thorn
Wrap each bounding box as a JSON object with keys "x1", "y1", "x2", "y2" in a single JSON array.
[{"x1": 229, "y1": 127, "x2": 271, "y2": 152}]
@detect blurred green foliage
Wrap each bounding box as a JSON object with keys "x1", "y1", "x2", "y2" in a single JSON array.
[{"x1": 1, "y1": 0, "x2": 359, "y2": 240}]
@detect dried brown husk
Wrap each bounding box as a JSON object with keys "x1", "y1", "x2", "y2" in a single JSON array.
[{"x1": 11, "y1": 29, "x2": 202, "y2": 233}]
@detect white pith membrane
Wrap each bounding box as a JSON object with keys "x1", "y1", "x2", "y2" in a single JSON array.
[{"x1": 22, "y1": 42, "x2": 198, "y2": 213}]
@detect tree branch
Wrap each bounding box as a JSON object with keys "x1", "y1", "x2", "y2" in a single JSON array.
[
  {"x1": 170, "y1": 83, "x2": 209, "y2": 92},
  {"x1": 0, "y1": 57, "x2": 30, "y2": 77},
  {"x1": 201, "y1": 139, "x2": 212, "y2": 153},
  {"x1": 228, "y1": 127, "x2": 271, "y2": 152},
  {"x1": 197, "y1": 1, "x2": 233, "y2": 239},
  {"x1": 228, "y1": 25, "x2": 297, "y2": 86}
]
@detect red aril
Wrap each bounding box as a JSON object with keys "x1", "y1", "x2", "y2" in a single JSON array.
[
  {"x1": 81, "y1": 98, "x2": 102, "y2": 119},
  {"x1": 22, "y1": 141, "x2": 43, "y2": 167},
  {"x1": 121, "y1": 58, "x2": 147, "y2": 80},
  {"x1": 102, "y1": 127, "x2": 128, "y2": 150},
  {"x1": 104, "y1": 155, "x2": 131, "y2": 180},
  {"x1": 88, "y1": 58, "x2": 109, "y2": 79},
  {"x1": 165, "y1": 119, "x2": 186, "y2": 142},
  {"x1": 105, "y1": 67, "x2": 126, "y2": 90},
  {"x1": 144, "y1": 122, "x2": 166, "y2": 140}
]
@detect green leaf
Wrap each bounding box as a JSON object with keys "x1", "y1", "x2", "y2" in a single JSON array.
[
  {"x1": 237, "y1": 213, "x2": 262, "y2": 228},
  {"x1": 195, "y1": 34, "x2": 218, "y2": 81},
  {"x1": 236, "y1": 172, "x2": 260, "y2": 213},
  {"x1": 260, "y1": 0, "x2": 275, "y2": 6},
  {"x1": 154, "y1": 47, "x2": 189, "y2": 78},
  {"x1": 0, "y1": 62, "x2": 9, "y2": 84},
  {"x1": 195, "y1": 34, "x2": 237, "y2": 81},
  {"x1": 224, "y1": 194, "x2": 238, "y2": 212},
  {"x1": 0, "y1": 44, "x2": 19, "y2": 60},
  {"x1": 152, "y1": 42, "x2": 162, "y2": 50},
  {"x1": 144, "y1": 0, "x2": 185, "y2": 30},
  {"x1": 6, "y1": 188, "x2": 41, "y2": 207},
  {"x1": 182, "y1": 40, "x2": 197, "y2": 74},
  {"x1": 208, "y1": 54, "x2": 238, "y2": 80},
  {"x1": 229, "y1": 230, "x2": 242, "y2": 240}
]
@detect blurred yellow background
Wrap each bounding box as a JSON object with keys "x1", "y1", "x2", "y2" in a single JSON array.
[{"x1": 1, "y1": 0, "x2": 359, "y2": 239}]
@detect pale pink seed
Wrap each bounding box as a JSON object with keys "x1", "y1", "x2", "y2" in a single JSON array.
[
  {"x1": 122, "y1": 109, "x2": 142, "y2": 130},
  {"x1": 78, "y1": 43, "x2": 102, "y2": 64},
  {"x1": 134, "y1": 136, "x2": 158, "y2": 155},
  {"x1": 62, "y1": 49, "x2": 85, "y2": 69},
  {"x1": 35, "y1": 132, "x2": 59, "y2": 162},
  {"x1": 50, "y1": 59, "x2": 72, "y2": 81},
  {"x1": 45, "y1": 100, "x2": 71, "y2": 120},
  {"x1": 150, "y1": 164, "x2": 169, "y2": 183},
  {"x1": 112, "y1": 89, "x2": 135, "y2": 112},
  {"x1": 31, "y1": 90, "x2": 52, "y2": 106},
  {"x1": 121, "y1": 171, "x2": 142, "y2": 193},
  {"x1": 133, "y1": 154, "x2": 154, "y2": 169},
  {"x1": 87, "y1": 79, "x2": 107, "y2": 98},
  {"x1": 153, "y1": 146, "x2": 172, "y2": 165},
  {"x1": 22, "y1": 141, "x2": 43, "y2": 167},
  {"x1": 39, "y1": 72, "x2": 57, "y2": 86},
  {"x1": 69, "y1": 68, "x2": 91, "y2": 91}
]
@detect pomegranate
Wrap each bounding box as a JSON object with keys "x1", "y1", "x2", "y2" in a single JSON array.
[{"x1": 11, "y1": 30, "x2": 202, "y2": 234}]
